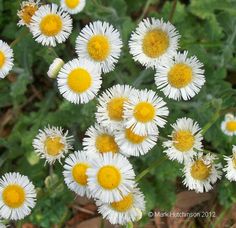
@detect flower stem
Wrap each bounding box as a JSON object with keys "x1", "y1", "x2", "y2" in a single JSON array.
[
  {"x1": 201, "y1": 112, "x2": 220, "y2": 135},
  {"x1": 137, "y1": 0, "x2": 152, "y2": 23},
  {"x1": 10, "y1": 28, "x2": 29, "y2": 48},
  {"x1": 168, "y1": 0, "x2": 177, "y2": 22}
]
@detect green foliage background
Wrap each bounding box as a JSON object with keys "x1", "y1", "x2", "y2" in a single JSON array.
[{"x1": 0, "y1": 0, "x2": 236, "y2": 226}]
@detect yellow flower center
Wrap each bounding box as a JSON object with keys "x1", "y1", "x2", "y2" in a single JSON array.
[
  {"x1": 173, "y1": 130, "x2": 194, "y2": 152},
  {"x1": 125, "y1": 127, "x2": 146, "y2": 144},
  {"x1": 72, "y1": 163, "x2": 89, "y2": 185},
  {"x1": 134, "y1": 102, "x2": 155, "y2": 123},
  {"x1": 21, "y1": 4, "x2": 38, "y2": 25},
  {"x1": 168, "y1": 63, "x2": 193, "y2": 88},
  {"x1": 111, "y1": 193, "x2": 134, "y2": 212},
  {"x1": 95, "y1": 134, "x2": 119, "y2": 153},
  {"x1": 226, "y1": 120, "x2": 236, "y2": 132},
  {"x1": 142, "y1": 29, "x2": 169, "y2": 58},
  {"x1": 40, "y1": 14, "x2": 62, "y2": 36},
  {"x1": 107, "y1": 97, "x2": 127, "y2": 121},
  {"x1": 97, "y1": 165, "x2": 121, "y2": 190},
  {"x1": 191, "y1": 160, "x2": 211, "y2": 180},
  {"x1": 44, "y1": 136, "x2": 65, "y2": 156},
  {"x1": 87, "y1": 35, "x2": 110, "y2": 61},
  {"x1": 0, "y1": 51, "x2": 6, "y2": 68},
  {"x1": 67, "y1": 68, "x2": 92, "y2": 93},
  {"x1": 65, "y1": 0, "x2": 80, "y2": 9},
  {"x1": 2, "y1": 185, "x2": 25, "y2": 208}
]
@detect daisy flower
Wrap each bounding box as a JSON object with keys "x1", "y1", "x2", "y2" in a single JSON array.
[
  {"x1": 0, "y1": 40, "x2": 14, "y2": 79},
  {"x1": 123, "y1": 89, "x2": 169, "y2": 136},
  {"x1": 163, "y1": 117, "x2": 203, "y2": 163},
  {"x1": 60, "y1": 0, "x2": 86, "y2": 14},
  {"x1": 223, "y1": 145, "x2": 236, "y2": 181},
  {"x1": 96, "y1": 85, "x2": 136, "y2": 130},
  {"x1": 183, "y1": 153, "x2": 222, "y2": 193},
  {"x1": 57, "y1": 58, "x2": 102, "y2": 104},
  {"x1": 129, "y1": 17, "x2": 180, "y2": 68},
  {"x1": 155, "y1": 51, "x2": 205, "y2": 100},
  {"x1": 17, "y1": 0, "x2": 39, "y2": 27},
  {"x1": 87, "y1": 152, "x2": 135, "y2": 203},
  {"x1": 29, "y1": 4, "x2": 72, "y2": 47},
  {"x1": 115, "y1": 126, "x2": 158, "y2": 157},
  {"x1": 47, "y1": 58, "x2": 64, "y2": 78},
  {"x1": 75, "y1": 21, "x2": 122, "y2": 73},
  {"x1": 33, "y1": 125, "x2": 73, "y2": 164},
  {"x1": 221, "y1": 113, "x2": 236, "y2": 136},
  {"x1": 96, "y1": 186, "x2": 145, "y2": 225},
  {"x1": 63, "y1": 150, "x2": 91, "y2": 197},
  {"x1": 83, "y1": 124, "x2": 120, "y2": 156},
  {"x1": 0, "y1": 172, "x2": 36, "y2": 220}
]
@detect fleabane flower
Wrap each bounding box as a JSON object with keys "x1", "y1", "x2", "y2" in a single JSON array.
[
  {"x1": 123, "y1": 89, "x2": 169, "y2": 136},
  {"x1": 96, "y1": 85, "x2": 136, "y2": 130},
  {"x1": 30, "y1": 4, "x2": 72, "y2": 47},
  {"x1": 83, "y1": 124, "x2": 121, "y2": 156},
  {"x1": 0, "y1": 40, "x2": 14, "y2": 79},
  {"x1": 0, "y1": 172, "x2": 36, "y2": 220},
  {"x1": 87, "y1": 152, "x2": 135, "y2": 203},
  {"x1": 129, "y1": 17, "x2": 180, "y2": 68},
  {"x1": 61, "y1": 0, "x2": 86, "y2": 14},
  {"x1": 33, "y1": 125, "x2": 73, "y2": 164},
  {"x1": 183, "y1": 153, "x2": 222, "y2": 193},
  {"x1": 96, "y1": 186, "x2": 145, "y2": 225},
  {"x1": 155, "y1": 51, "x2": 205, "y2": 100},
  {"x1": 221, "y1": 113, "x2": 236, "y2": 136},
  {"x1": 163, "y1": 117, "x2": 203, "y2": 163},
  {"x1": 76, "y1": 21, "x2": 122, "y2": 73},
  {"x1": 63, "y1": 150, "x2": 91, "y2": 197},
  {"x1": 17, "y1": 0, "x2": 39, "y2": 27},
  {"x1": 223, "y1": 145, "x2": 236, "y2": 181},
  {"x1": 47, "y1": 58, "x2": 64, "y2": 78},
  {"x1": 115, "y1": 126, "x2": 158, "y2": 157}
]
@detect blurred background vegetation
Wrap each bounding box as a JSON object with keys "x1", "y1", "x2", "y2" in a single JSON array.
[{"x1": 0, "y1": 0, "x2": 236, "y2": 227}]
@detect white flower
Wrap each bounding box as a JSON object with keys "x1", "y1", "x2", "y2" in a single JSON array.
[
  {"x1": 123, "y1": 89, "x2": 169, "y2": 136},
  {"x1": 155, "y1": 51, "x2": 205, "y2": 100},
  {"x1": 96, "y1": 84, "x2": 136, "y2": 130},
  {"x1": 57, "y1": 58, "x2": 102, "y2": 104},
  {"x1": 221, "y1": 113, "x2": 236, "y2": 136},
  {"x1": 129, "y1": 17, "x2": 180, "y2": 68},
  {"x1": 63, "y1": 151, "x2": 91, "y2": 197},
  {"x1": 83, "y1": 124, "x2": 121, "y2": 156},
  {"x1": 33, "y1": 125, "x2": 73, "y2": 164},
  {"x1": 0, "y1": 40, "x2": 14, "y2": 79},
  {"x1": 47, "y1": 58, "x2": 64, "y2": 78},
  {"x1": 223, "y1": 145, "x2": 236, "y2": 181},
  {"x1": 96, "y1": 186, "x2": 145, "y2": 225},
  {"x1": 60, "y1": 0, "x2": 86, "y2": 14},
  {"x1": 0, "y1": 172, "x2": 36, "y2": 220},
  {"x1": 183, "y1": 153, "x2": 222, "y2": 193},
  {"x1": 30, "y1": 4, "x2": 72, "y2": 47},
  {"x1": 115, "y1": 126, "x2": 158, "y2": 157},
  {"x1": 163, "y1": 117, "x2": 203, "y2": 163},
  {"x1": 76, "y1": 21, "x2": 122, "y2": 73},
  {"x1": 87, "y1": 152, "x2": 135, "y2": 203}
]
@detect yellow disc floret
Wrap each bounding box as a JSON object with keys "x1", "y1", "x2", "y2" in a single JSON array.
[
  {"x1": 67, "y1": 68, "x2": 92, "y2": 93},
  {"x1": 72, "y1": 163, "x2": 89, "y2": 185},
  {"x1": 111, "y1": 193, "x2": 134, "y2": 212},
  {"x1": 97, "y1": 165, "x2": 121, "y2": 190},
  {"x1": 142, "y1": 29, "x2": 169, "y2": 58},
  {"x1": 65, "y1": 0, "x2": 80, "y2": 9},
  {"x1": 226, "y1": 120, "x2": 236, "y2": 132},
  {"x1": 134, "y1": 102, "x2": 155, "y2": 123},
  {"x1": 107, "y1": 97, "x2": 127, "y2": 121},
  {"x1": 20, "y1": 4, "x2": 38, "y2": 25},
  {"x1": 191, "y1": 160, "x2": 211, "y2": 180},
  {"x1": 2, "y1": 185, "x2": 25, "y2": 208},
  {"x1": 0, "y1": 51, "x2": 5, "y2": 68},
  {"x1": 173, "y1": 130, "x2": 194, "y2": 152},
  {"x1": 95, "y1": 134, "x2": 119, "y2": 153},
  {"x1": 40, "y1": 14, "x2": 62, "y2": 36},
  {"x1": 168, "y1": 63, "x2": 193, "y2": 88},
  {"x1": 87, "y1": 35, "x2": 110, "y2": 61},
  {"x1": 44, "y1": 136, "x2": 65, "y2": 156},
  {"x1": 125, "y1": 127, "x2": 146, "y2": 144}
]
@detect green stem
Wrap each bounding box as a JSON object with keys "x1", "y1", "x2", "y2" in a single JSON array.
[
  {"x1": 168, "y1": 0, "x2": 177, "y2": 22},
  {"x1": 10, "y1": 29, "x2": 29, "y2": 48},
  {"x1": 201, "y1": 112, "x2": 220, "y2": 136},
  {"x1": 100, "y1": 218, "x2": 105, "y2": 228},
  {"x1": 137, "y1": 0, "x2": 152, "y2": 22}
]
